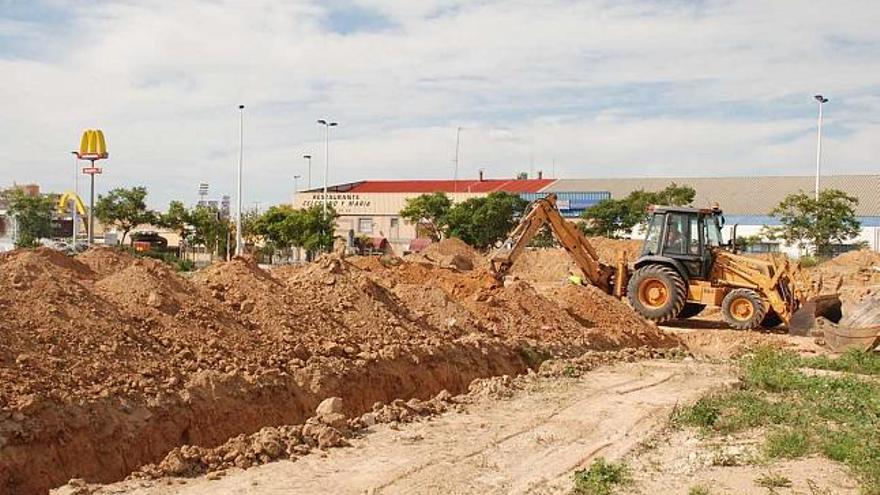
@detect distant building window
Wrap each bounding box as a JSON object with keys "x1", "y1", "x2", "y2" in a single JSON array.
[{"x1": 358, "y1": 218, "x2": 373, "y2": 234}]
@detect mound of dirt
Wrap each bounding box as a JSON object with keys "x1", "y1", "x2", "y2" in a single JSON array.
[
  {"x1": 508, "y1": 238, "x2": 642, "y2": 290},
  {"x1": 586, "y1": 236, "x2": 642, "y2": 263},
  {"x1": 1, "y1": 246, "x2": 678, "y2": 494},
  {"x1": 77, "y1": 247, "x2": 138, "y2": 277},
  {"x1": 809, "y1": 250, "x2": 880, "y2": 307},
  {"x1": 407, "y1": 237, "x2": 482, "y2": 271}
]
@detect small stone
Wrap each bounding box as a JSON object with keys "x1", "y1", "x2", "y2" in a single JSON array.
[
  {"x1": 316, "y1": 427, "x2": 347, "y2": 449},
  {"x1": 319, "y1": 412, "x2": 349, "y2": 429},
  {"x1": 316, "y1": 397, "x2": 344, "y2": 416},
  {"x1": 146, "y1": 291, "x2": 162, "y2": 308},
  {"x1": 360, "y1": 412, "x2": 377, "y2": 427}
]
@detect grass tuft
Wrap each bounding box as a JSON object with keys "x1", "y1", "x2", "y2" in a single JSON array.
[
  {"x1": 755, "y1": 472, "x2": 792, "y2": 488},
  {"x1": 573, "y1": 458, "x2": 631, "y2": 495},
  {"x1": 688, "y1": 485, "x2": 711, "y2": 495},
  {"x1": 764, "y1": 428, "x2": 810, "y2": 459}
]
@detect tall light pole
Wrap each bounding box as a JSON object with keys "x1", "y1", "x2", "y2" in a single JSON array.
[
  {"x1": 316, "y1": 119, "x2": 338, "y2": 216},
  {"x1": 453, "y1": 126, "x2": 462, "y2": 193},
  {"x1": 814, "y1": 95, "x2": 828, "y2": 200},
  {"x1": 236, "y1": 104, "x2": 245, "y2": 256},
  {"x1": 70, "y1": 151, "x2": 79, "y2": 246},
  {"x1": 303, "y1": 154, "x2": 312, "y2": 189},
  {"x1": 293, "y1": 174, "x2": 302, "y2": 202}
]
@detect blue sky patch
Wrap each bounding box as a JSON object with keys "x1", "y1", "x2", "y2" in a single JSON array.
[{"x1": 321, "y1": 1, "x2": 397, "y2": 35}]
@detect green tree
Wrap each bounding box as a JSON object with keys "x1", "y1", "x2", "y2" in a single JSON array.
[
  {"x1": 581, "y1": 182, "x2": 696, "y2": 238},
  {"x1": 296, "y1": 205, "x2": 337, "y2": 255},
  {"x1": 251, "y1": 204, "x2": 337, "y2": 261},
  {"x1": 7, "y1": 189, "x2": 56, "y2": 248},
  {"x1": 766, "y1": 189, "x2": 861, "y2": 256},
  {"x1": 188, "y1": 204, "x2": 226, "y2": 259},
  {"x1": 399, "y1": 192, "x2": 452, "y2": 241},
  {"x1": 94, "y1": 186, "x2": 156, "y2": 244},
  {"x1": 446, "y1": 192, "x2": 528, "y2": 248},
  {"x1": 158, "y1": 200, "x2": 192, "y2": 256},
  {"x1": 253, "y1": 204, "x2": 297, "y2": 252},
  {"x1": 578, "y1": 198, "x2": 632, "y2": 238}
]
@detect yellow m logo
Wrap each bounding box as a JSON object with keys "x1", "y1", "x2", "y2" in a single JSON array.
[{"x1": 79, "y1": 129, "x2": 109, "y2": 159}]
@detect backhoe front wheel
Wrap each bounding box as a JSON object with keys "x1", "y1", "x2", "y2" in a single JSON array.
[
  {"x1": 627, "y1": 265, "x2": 687, "y2": 324},
  {"x1": 721, "y1": 289, "x2": 767, "y2": 330}
]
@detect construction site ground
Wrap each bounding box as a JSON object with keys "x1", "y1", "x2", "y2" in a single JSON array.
[
  {"x1": 68, "y1": 355, "x2": 857, "y2": 495},
  {"x1": 3, "y1": 241, "x2": 878, "y2": 494}
]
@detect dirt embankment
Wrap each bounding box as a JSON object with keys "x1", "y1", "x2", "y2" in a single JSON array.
[
  {"x1": 1, "y1": 244, "x2": 673, "y2": 494},
  {"x1": 507, "y1": 238, "x2": 641, "y2": 290},
  {"x1": 809, "y1": 250, "x2": 880, "y2": 311}
]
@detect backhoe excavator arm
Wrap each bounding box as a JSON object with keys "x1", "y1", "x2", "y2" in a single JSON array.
[{"x1": 489, "y1": 194, "x2": 616, "y2": 293}]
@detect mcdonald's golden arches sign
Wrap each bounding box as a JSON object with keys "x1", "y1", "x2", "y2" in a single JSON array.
[{"x1": 78, "y1": 129, "x2": 109, "y2": 160}]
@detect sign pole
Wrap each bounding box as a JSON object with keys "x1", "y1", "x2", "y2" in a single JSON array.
[
  {"x1": 88, "y1": 159, "x2": 96, "y2": 246},
  {"x1": 75, "y1": 129, "x2": 108, "y2": 248}
]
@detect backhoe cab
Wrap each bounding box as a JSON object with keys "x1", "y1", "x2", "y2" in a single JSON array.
[{"x1": 626, "y1": 204, "x2": 736, "y2": 325}]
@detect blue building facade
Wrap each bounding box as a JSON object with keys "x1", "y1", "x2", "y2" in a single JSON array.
[{"x1": 518, "y1": 191, "x2": 610, "y2": 218}]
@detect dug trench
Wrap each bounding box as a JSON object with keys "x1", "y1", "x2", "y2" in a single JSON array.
[
  {"x1": 3, "y1": 341, "x2": 529, "y2": 494},
  {"x1": 0, "y1": 242, "x2": 676, "y2": 494}
]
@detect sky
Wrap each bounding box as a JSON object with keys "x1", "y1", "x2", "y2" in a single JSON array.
[{"x1": 1, "y1": 0, "x2": 878, "y2": 209}]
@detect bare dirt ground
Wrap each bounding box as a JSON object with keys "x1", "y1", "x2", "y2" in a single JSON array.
[
  {"x1": 78, "y1": 360, "x2": 734, "y2": 495},
  {"x1": 75, "y1": 356, "x2": 858, "y2": 495},
  {"x1": 630, "y1": 429, "x2": 859, "y2": 494}
]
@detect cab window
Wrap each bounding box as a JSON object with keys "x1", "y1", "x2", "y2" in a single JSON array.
[
  {"x1": 643, "y1": 213, "x2": 662, "y2": 255},
  {"x1": 663, "y1": 213, "x2": 688, "y2": 255},
  {"x1": 704, "y1": 217, "x2": 723, "y2": 247},
  {"x1": 688, "y1": 216, "x2": 700, "y2": 254}
]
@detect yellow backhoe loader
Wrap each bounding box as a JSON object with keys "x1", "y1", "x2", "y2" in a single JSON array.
[{"x1": 489, "y1": 194, "x2": 863, "y2": 341}]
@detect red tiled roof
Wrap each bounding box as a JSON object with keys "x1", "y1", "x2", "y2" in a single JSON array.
[{"x1": 347, "y1": 179, "x2": 555, "y2": 193}]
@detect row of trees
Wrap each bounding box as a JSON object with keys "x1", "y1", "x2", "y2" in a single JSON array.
[
  {"x1": 3, "y1": 185, "x2": 337, "y2": 258},
  {"x1": 4, "y1": 180, "x2": 864, "y2": 258},
  {"x1": 580, "y1": 183, "x2": 696, "y2": 238},
  {"x1": 399, "y1": 191, "x2": 528, "y2": 248},
  {"x1": 398, "y1": 182, "x2": 862, "y2": 257}
]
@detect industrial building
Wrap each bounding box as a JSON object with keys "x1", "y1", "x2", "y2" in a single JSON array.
[{"x1": 292, "y1": 174, "x2": 880, "y2": 256}]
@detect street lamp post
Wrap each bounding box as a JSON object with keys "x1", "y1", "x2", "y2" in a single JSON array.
[
  {"x1": 293, "y1": 174, "x2": 302, "y2": 202},
  {"x1": 316, "y1": 119, "x2": 338, "y2": 216},
  {"x1": 453, "y1": 126, "x2": 461, "y2": 193},
  {"x1": 236, "y1": 104, "x2": 245, "y2": 256},
  {"x1": 303, "y1": 154, "x2": 312, "y2": 189},
  {"x1": 70, "y1": 151, "x2": 79, "y2": 246},
  {"x1": 814, "y1": 95, "x2": 828, "y2": 200}
]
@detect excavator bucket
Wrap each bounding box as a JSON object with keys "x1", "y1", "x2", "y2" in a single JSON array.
[
  {"x1": 823, "y1": 325, "x2": 880, "y2": 352},
  {"x1": 822, "y1": 294, "x2": 880, "y2": 352},
  {"x1": 788, "y1": 294, "x2": 843, "y2": 336}
]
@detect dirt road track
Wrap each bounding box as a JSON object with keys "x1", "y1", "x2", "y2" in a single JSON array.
[{"x1": 93, "y1": 360, "x2": 735, "y2": 495}]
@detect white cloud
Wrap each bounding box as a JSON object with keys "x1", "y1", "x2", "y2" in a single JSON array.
[{"x1": 0, "y1": 0, "x2": 878, "y2": 208}]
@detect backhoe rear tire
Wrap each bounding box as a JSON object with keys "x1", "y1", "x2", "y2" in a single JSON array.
[
  {"x1": 721, "y1": 289, "x2": 767, "y2": 330},
  {"x1": 627, "y1": 265, "x2": 687, "y2": 324}
]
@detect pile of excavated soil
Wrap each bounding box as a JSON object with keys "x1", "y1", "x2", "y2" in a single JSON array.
[
  {"x1": 811, "y1": 250, "x2": 880, "y2": 288},
  {"x1": 1, "y1": 247, "x2": 675, "y2": 494},
  {"x1": 809, "y1": 250, "x2": 880, "y2": 309},
  {"x1": 351, "y1": 256, "x2": 674, "y2": 352},
  {"x1": 587, "y1": 236, "x2": 643, "y2": 263},
  {"x1": 405, "y1": 237, "x2": 483, "y2": 270},
  {"x1": 508, "y1": 238, "x2": 642, "y2": 289}
]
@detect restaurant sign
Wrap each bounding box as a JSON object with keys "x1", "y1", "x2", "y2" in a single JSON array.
[{"x1": 300, "y1": 193, "x2": 373, "y2": 213}]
